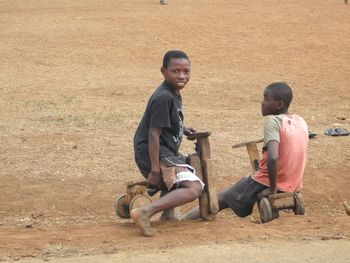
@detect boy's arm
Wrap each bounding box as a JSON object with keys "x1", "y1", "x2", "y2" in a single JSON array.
[
  {"x1": 148, "y1": 127, "x2": 163, "y2": 187},
  {"x1": 267, "y1": 140, "x2": 279, "y2": 194}
]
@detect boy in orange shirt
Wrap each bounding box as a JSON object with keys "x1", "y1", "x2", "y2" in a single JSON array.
[{"x1": 184, "y1": 82, "x2": 309, "y2": 219}]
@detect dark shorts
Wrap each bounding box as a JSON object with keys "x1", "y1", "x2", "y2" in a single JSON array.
[{"x1": 221, "y1": 176, "x2": 268, "y2": 218}]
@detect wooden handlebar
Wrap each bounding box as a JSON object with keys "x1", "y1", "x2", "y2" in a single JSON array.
[
  {"x1": 187, "y1": 131, "x2": 211, "y2": 141},
  {"x1": 232, "y1": 138, "x2": 263, "y2": 148}
]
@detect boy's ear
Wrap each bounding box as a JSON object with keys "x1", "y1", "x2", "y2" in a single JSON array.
[
  {"x1": 278, "y1": 100, "x2": 285, "y2": 110},
  {"x1": 160, "y1": 67, "x2": 166, "y2": 76}
]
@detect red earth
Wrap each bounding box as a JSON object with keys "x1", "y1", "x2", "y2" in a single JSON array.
[{"x1": 0, "y1": 0, "x2": 349, "y2": 261}]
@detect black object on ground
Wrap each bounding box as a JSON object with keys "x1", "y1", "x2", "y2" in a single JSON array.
[
  {"x1": 308, "y1": 131, "x2": 317, "y2": 139},
  {"x1": 324, "y1": 128, "x2": 350, "y2": 136}
]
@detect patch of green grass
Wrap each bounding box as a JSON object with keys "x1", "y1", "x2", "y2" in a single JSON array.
[
  {"x1": 62, "y1": 95, "x2": 78, "y2": 104},
  {"x1": 41, "y1": 242, "x2": 78, "y2": 259},
  {"x1": 24, "y1": 100, "x2": 57, "y2": 112}
]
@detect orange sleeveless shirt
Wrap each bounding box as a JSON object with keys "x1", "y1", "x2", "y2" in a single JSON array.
[{"x1": 252, "y1": 114, "x2": 309, "y2": 192}]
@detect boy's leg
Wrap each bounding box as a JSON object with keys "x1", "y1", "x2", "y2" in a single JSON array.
[
  {"x1": 131, "y1": 180, "x2": 202, "y2": 237},
  {"x1": 159, "y1": 207, "x2": 181, "y2": 221},
  {"x1": 222, "y1": 177, "x2": 267, "y2": 218},
  {"x1": 158, "y1": 164, "x2": 201, "y2": 221},
  {"x1": 183, "y1": 177, "x2": 267, "y2": 220},
  {"x1": 158, "y1": 188, "x2": 181, "y2": 221},
  {"x1": 182, "y1": 191, "x2": 229, "y2": 220}
]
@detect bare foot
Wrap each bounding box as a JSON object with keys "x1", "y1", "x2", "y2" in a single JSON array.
[
  {"x1": 181, "y1": 206, "x2": 201, "y2": 220},
  {"x1": 130, "y1": 208, "x2": 154, "y2": 237},
  {"x1": 159, "y1": 208, "x2": 181, "y2": 221}
]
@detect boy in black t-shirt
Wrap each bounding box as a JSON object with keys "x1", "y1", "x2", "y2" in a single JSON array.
[{"x1": 132, "y1": 50, "x2": 204, "y2": 237}]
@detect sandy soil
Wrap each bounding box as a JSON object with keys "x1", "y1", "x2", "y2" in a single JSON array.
[
  {"x1": 0, "y1": 0, "x2": 350, "y2": 261},
  {"x1": 19, "y1": 240, "x2": 350, "y2": 263}
]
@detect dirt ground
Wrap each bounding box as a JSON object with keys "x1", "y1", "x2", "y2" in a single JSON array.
[{"x1": 1, "y1": 0, "x2": 350, "y2": 261}]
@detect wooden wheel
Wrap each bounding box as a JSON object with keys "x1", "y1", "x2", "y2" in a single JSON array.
[
  {"x1": 129, "y1": 194, "x2": 152, "y2": 211},
  {"x1": 293, "y1": 193, "x2": 305, "y2": 215},
  {"x1": 259, "y1": 197, "x2": 273, "y2": 223},
  {"x1": 113, "y1": 194, "x2": 131, "y2": 219}
]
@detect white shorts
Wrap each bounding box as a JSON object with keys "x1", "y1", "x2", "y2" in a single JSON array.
[{"x1": 174, "y1": 164, "x2": 205, "y2": 189}]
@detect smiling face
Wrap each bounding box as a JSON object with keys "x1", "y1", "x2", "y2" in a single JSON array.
[
  {"x1": 161, "y1": 58, "x2": 191, "y2": 92},
  {"x1": 261, "y1": 88, "x2": 284, "y2": 116}
]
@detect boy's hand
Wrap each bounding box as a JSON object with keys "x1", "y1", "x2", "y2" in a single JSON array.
[
  {"x1": 184, "y1": 127, "x2": 196, "y2": 136},
  {"x1": 147, "y1": 169, "x2": 161, "y2": 188},
  {"x1": 257, "y1": 188, "x2": 275, "y2": 200}
]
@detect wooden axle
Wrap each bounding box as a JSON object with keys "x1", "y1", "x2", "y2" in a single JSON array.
[
  {"x1": 268, "y1": 193, "x2": 295, "y2": 210},
  {"x1": 114, "y1": 180, "x2": 152, "y2": 219},
  {"x1": 125, "y1": 180, "x2": 148, "y2": 205}
]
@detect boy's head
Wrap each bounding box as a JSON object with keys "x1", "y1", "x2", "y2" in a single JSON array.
[
  {"x1": 161, "y1": 50, "x2": 191, "y2": 91},
  {"x1": 261, "y1": 82, "x2": 293, "y2": 116}
]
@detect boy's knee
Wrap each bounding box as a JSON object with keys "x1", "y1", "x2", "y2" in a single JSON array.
[
  {"x1": 189, "y1": 182, "x2": 202, "y2": 198},
  {"x1": 184, "y1": 181, "x2": 202, "y2": 200},
  {"x1": 235, "y1": 210, "x2": 252, "y2": 218}
]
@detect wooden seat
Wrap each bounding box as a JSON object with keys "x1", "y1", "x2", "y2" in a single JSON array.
[{"x1": 258, "y1": 192, "x2": 305, "y2": 223}]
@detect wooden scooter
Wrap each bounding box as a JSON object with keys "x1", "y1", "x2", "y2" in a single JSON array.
[
  {"x1": 232, "y1": 139, "x2": 305, "y2": 223},
  {"x1": 114, "y1": 131, "x2": 219, "y2": 221}
]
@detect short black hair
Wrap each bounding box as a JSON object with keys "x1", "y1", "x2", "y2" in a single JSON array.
[
  {"x1": 266, "y1": 82, "x2": 293, "y2": 108},
  {"x1": 162, "y1": 50, "x2": 190, "y2": 68}
]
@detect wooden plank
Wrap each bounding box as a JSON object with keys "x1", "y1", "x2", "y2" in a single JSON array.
[
  {"x1": 232, "y1": 138, "x2": 263, "y2": 148},
  {"x1": 189, "y1": 154, "x2": 212, "y2": 218},
  {"x1": 269, "y1": 195, "x2": 295, "y2": 209},
  {"x1": 127, "y1": 180, "x2": 147, "y2": 187},
  {"x1": 199, "y1": 192, "x2": 215, "y2": 221},
  {"x1": 189, "y1": 154, "x2": 217, "y2": 217},
  {"x1": 268, "y1": 192, "x2": 294, "y2": 200},
  {"x1": 203, "y1": 159, "x2": 219, "y2": 214},
  {"x1": 268, "y1": 193, "x2": 294, "y2": 210},
  {"x1": 246, "y1": 143, "x2": 261, "y2": 172},
  {"x1": 188, "y1": 154, "x2": 203, "y2": 180},
  {"x1": 198, "y1": 137, "x2": 211, "y2": 160},
  {"x1": 197, "y1": 137, "x2": 218, "y2": 214},
  {"x1": 187, "y1": 131, "x2": 211, "y2": 141}
]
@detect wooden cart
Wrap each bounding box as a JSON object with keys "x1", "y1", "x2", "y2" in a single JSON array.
[
  {"x1": 232, "y1": 138, "x2": 305, "y2": 223},
  {"x1": 114, "y1": 131, "x2": 219, "y2": 221}
]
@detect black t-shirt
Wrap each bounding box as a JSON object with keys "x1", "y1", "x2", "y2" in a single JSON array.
[{"x1": 133, "y1": 82, "x2": 184, "y2": 162}]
